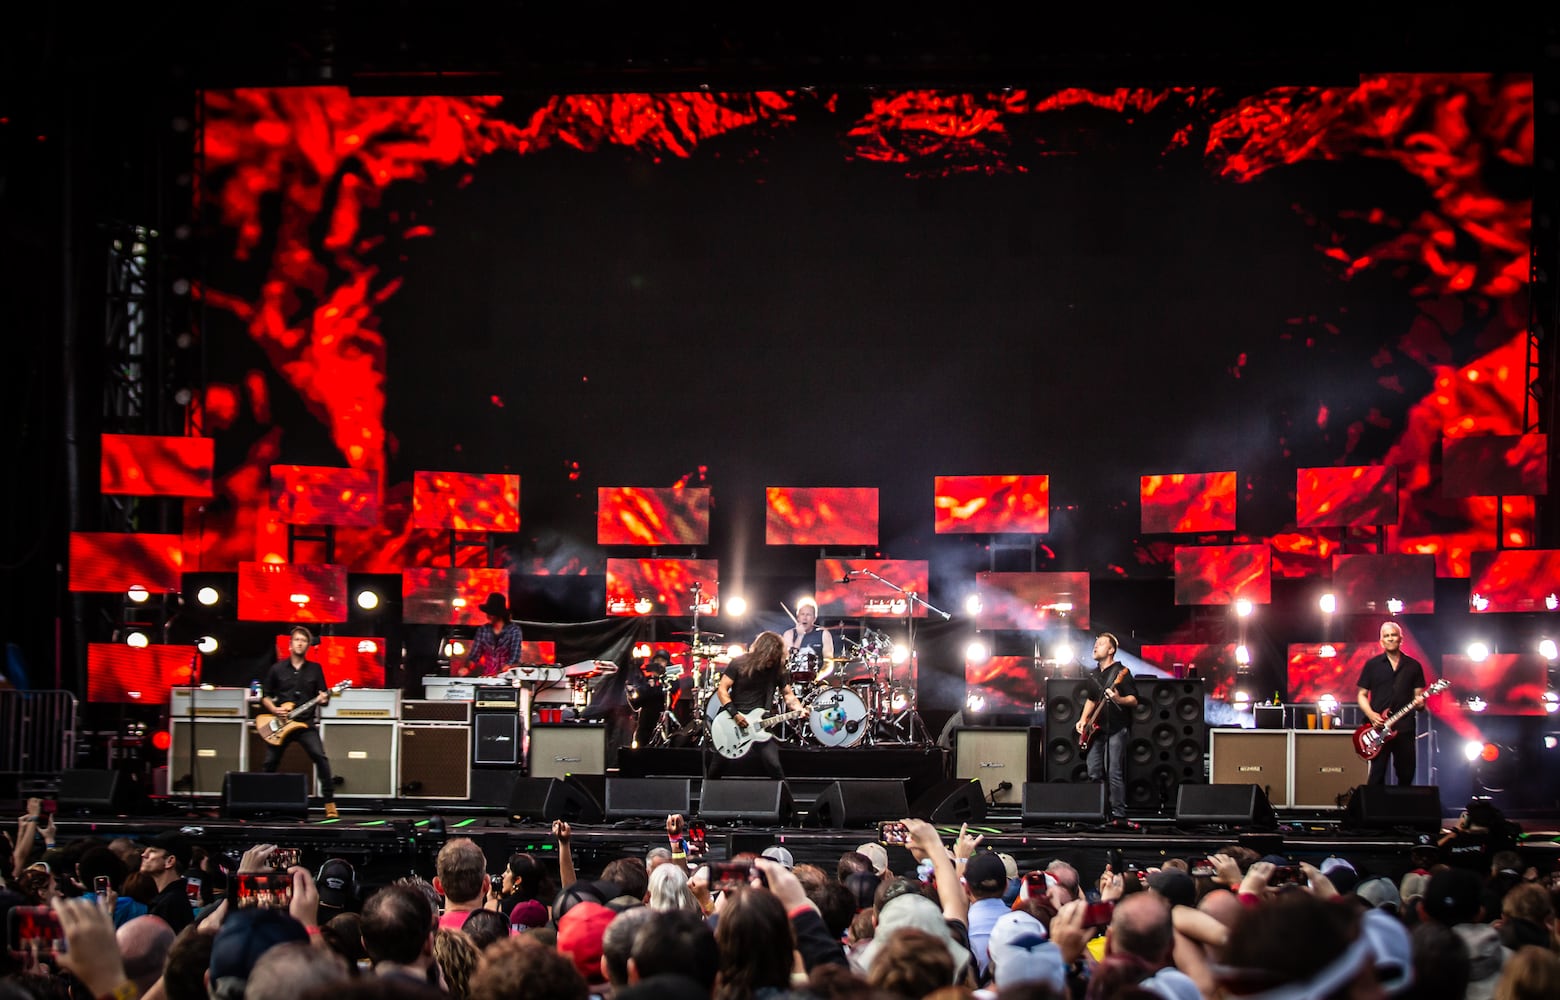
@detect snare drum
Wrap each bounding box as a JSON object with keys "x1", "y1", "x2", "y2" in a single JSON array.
[{"x1": 807, "y1": 687, "x2": 869, "y2": 748}]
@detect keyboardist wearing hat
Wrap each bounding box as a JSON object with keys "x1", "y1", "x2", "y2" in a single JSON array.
[{"x1": 455, "y1": 592, "x2": 524, "y2": 677}]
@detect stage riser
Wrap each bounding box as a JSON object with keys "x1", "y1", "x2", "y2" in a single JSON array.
[{"x1": 617, "y1": 747, "x2": 951, "y2": 804}]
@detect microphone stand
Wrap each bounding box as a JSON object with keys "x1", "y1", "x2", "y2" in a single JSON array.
[{"x1": 843, "y1": 569, "x2": 946, "y2": 747}]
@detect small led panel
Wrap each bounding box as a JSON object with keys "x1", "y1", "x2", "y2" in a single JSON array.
[
  {"x1": 1442, "y1": 434, "x2": 1549, "y2": 498},
  {"x1": 1286, "y1": 644, "x2": 1380, "y2": 704},
  {"x1": 237, "y1": 562, "x2": 348, "y2": 622},
  {"x1": 1173, "y1": 544, "x2": 1271, "y2": 605},
  {"x1": 934, "y1": 475, "x2": 1050, "y2": 534},
  {"x1": 87, "y1": 643, "x2": 199, "y2": 705},
  {"x1": 597, "y1": 487, "x2": 711, "y2": 545},
  {"x1": 814, "y1": 559, "x2": 931, "y2": 618},
  {"x1": 68, "y1": 532, "x2": 184, "y2": 593},
  {"x1": 401, "y1": 567, "x2": 510, "y2": 625},
  {"x1": 412, "y1": 471, "x2": 520, "y2": 532},
  {"x1": 974, "y1": 572, "x2": 1089, "y2": 630},
  {"x1": 1141, "y1": 472, "x2": 1236, "y2": 533},
  {"x1": 1296, "y1": 465, "x2": 1398, "y2": 528},
  {"x1": 1468, "y1": 550, "x2": 1560, "y2": 613},
  {"x1": 1139, "y1": 643, "x2": 1239, "y2": 693},
  {"x1": 1331, "y1": 553, "x2": 1436, "y2": 615},
  {"x1": 271, "y1": 465, "x2": 381, "y2": 527},
  {"x1": 606, "y1": 558, "x2": 718, "y2": 616},
  {"x1": 1437, "y1": 655, "x2": 1545, "y2": 716},
  {"x1": 273, "y1": 634, "x2": 387, "y2": 689},
  {"x1": 965, "y1": 655, "x2": 1042, "y2": 715},
  {"x1": 101, "y1": 434, "x2": 215, "y2": 497},
  {"x1": 766, "y1": 487, "x2": 878, "y2": 546}
]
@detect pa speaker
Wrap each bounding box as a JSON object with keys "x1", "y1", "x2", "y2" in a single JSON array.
[
  {"x1": 699, "y1": 779, "x2": 795, "y2": 824},
  {"x1": 509, "y1": 776, "x2": 604, "y2": 823},
  {"x1": 909, "y1": 778, "x2": 989, "y2": 824},
  {"x1": 1021, "y1": 782, "x2": 1106, "y2": 824},
  {"x1": 605, "y1": 777, "x2": 692, "y2": 820},
  {"x1": 473, "y1": 713, "x2": 520, "y2": 766},
  {"x1": 1175, "y1": 783, "x2": 1276, "y2": 829},
  {"x1": 1343, "y1": 784, "x2": 1442, "y2": 832},
  {"x1": 812, "y1": 779, "x2": 910, "y2": 828},
  {"x1": 222, "y1": 771, "x2": 309, "y2": 819},
  {"x1": 1044, "y1": 679, "x2": 1095, "y2": 782},
  {"x1": 58, "y1": 769, "x2": 146, "y2": 815},
  {"x1": 1125, "y1": 679, "x2": 1206, "y2": 814}
]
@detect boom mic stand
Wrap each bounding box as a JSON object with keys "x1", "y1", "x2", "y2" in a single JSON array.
[{"x1": 842, "y1": 569, "x2": 947, "y2": 746}]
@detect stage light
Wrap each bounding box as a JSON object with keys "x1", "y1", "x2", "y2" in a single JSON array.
[
  {"x1": 1546, "y1": 735, "x2": 1559, "y2": 750},
  {"x1": 1471, "y1": 743, "x2": 1517, "y2": 793},
  {"x1": 151, "y1": 730, "x2": 172, "y2": 751},
  {"x1": 1540, "y1": 639, "x2": 1558, "y2": 661},
  {"x1": 127, "y1": 586, "x2": 150, "y2": 604},
  {"x1": 1318, "y1": 644, "x2": 1337, "y2": 658},
  {"x1": 964, "y1": 594, "x2": 983, "y2": 616},
  {"x1": 1235, "y1": 645, "x2": 1251, "y2": 665},
  {"x1": 1232, "y1": 689, "x2": 1251, "y2": 708},
  {"x1": 125, "y1": 631, "x2": 149, "y2": 648},
  {"x1": 443, "y1": 640, "x2": 467, "y2": 658},
  {"x1": 356, "y1": 589, "x2": 380, "y2": 611},
  {"x1": 1466, "y1": 694, "x2": 1488, "y2": 713},
  {"x1": 1318, "y1": 693, "x2": 1338, "y2": 715},
  {"x1": 726, "y1": 643, "x2": 745, "y2": 658},
  {"x1": 1463, "y1": 740, "x2": 1484, "y2": 762},
  {"x1": 966, "y1": 692, "x2": 987, "y2": 713},
  {"x1": 1466, "y1": 641, "x2": 1490, "y2": 662},
  {"x1": 633, "y1": 596, "x2": 653, "y2": 615},
  {"x1": 1234, "y1": 599, "x2": 1254, "y2": 618},
  {"x1": 289, "y1": 592, "x2": 311, "y2": 606},
  {"x1": 1542, "y1": 691, "x2": 1559, "y2": 714},
  {"x1": 1479, "y1": 743, "x2": 1500, "y2": 762},
  {"x1": 1386, "y1": 597, "x2": 1404, "y2": 615},
  {"x1": 725, "y1": 595, "x2": 748, "y2": 617},
  {"x1": 632, "y1": 643, "x2": 652, "y2": 659},
  {"x1": 1318, "y1": 593, "x2": 1336, "y2": 614},
  {"x1": 196, "y1": 636, "x2": 219, "y2": 654},
  {"x1": 356, "y1": 640, "x2": 378, "y2": 654},
  {"x1": 1470, "y1": 593, "x2": 1490, "y2": 611},
  {"x1": 452, "y1": 597, "x2": 467, "y2": 609},
  {"x1": 1548, "y1": 593, "x2": 1558, "y2": 611},
  {"x1": 890, "y1": 645, "x2": 909, "y2": 665},
  {"x1": 196, "y1": 586, "x2": 221, "y2": 607},
  {"x1": 966, "y1": 641, "x2": 990, "y2": 665},
  {"x1": 1053, "y1": 643, "x2": 1075, "y2": 665}
]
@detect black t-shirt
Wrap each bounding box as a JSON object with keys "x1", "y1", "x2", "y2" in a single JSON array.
[
  {"x1": 1356, "y1": 652, "x2": 1427, "y2": 715},
  {"x1": 723, "y1": 654, "x2": 788, "y2": 712},
  {"x1": 264, "y1": 658, "x2": 329, "y2": 707},
  {"x1": 148, "y1": 878, "x2": 194, "y2": 933},
  {"x1": 1088, "y1": 662, "x2": 1139, "y2": 734}
]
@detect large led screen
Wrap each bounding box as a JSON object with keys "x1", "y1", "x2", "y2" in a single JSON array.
[
  {"x1": 237, "y1": 561, "x2": 349, "y2": 622},
  {"x1": 1173, "y1": 544, "x2": 1271, "y2": 605},
  {"x1": 1441, "y1": 434, "x2": 1548, "y2": 498},
  {"x1": 412, "y1": 472, "x2": 520, "y2": 532},
  {"x1": 597, "y1": 487, "x2": 711, "y2": 545},
  {"x1": 1140, "y1": 643, "x2": 1239, "y2": 697},
  {"x1": 401, "y1": 567, "x2": 511, "y2": 625},
  {"x1": 1330, "y1": 553, "x2": 1436, "y2": 615},
  {"x1": 272, "y1": 465, "x2": 381, "y2": 528},
  {"x1": 966, "y1": 654, "x2": 1042, "y2": 715},
  {"x1": 68, "y1": 533, "x2": 184, "y2": 593},
  {"x1": 1438, "y1": 654, "x2": 1546, "y2": 716},
  {"x1": 1296, "y1": 465, "x2": 1398, "y2": 528},
  {"x1": 272, "y1": 634, "x2": 387, "y2": 689},
  {"x1": 766, "y1": 488, "x2": 878, "y2": 546},
  {"x1": 1142, "y1": 473, "x2": 1236, "y2": 534},
  {"x1": 934, "y1": 476, "x2": 1050, "y2": 534},
  {"x1": 87, "y1": 644, "x2": 200, "y2": 705},
  {"x1": 605, "y1": 558, "x2": 718, "y2": 616},
  {"x1": 1468, "y1": 550, "x2": 1560, "y2": 613},
  {"x1": 1286, "y1": 636, "x2": 1439, "y2": 705},
  {"x1": 974, "y1": 572, "x2": 1089, "y2": 630},
  {"x1": 814, "y1": 559, "x2": 931, "y2": 618},
  {"x1": 101, "y1": 435, "x2": 215, "y2": 498}
]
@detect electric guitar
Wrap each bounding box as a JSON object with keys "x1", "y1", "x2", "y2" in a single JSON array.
[
  {"x1": 1078, "y1": 667, "x2": 1129, "y2": 751},
  {"x1": 1352, "y1": 679, "x2": 1449, "y2": 760},
  {"x1": 709, "y1": 705, "x2": 810, "y2": 759},
  {"x1": 254, "y1": 680, "x2": 352, "y2": 747}
]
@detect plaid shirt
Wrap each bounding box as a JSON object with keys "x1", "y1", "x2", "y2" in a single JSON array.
[{"x1": 469, "y1": 620, "x2": 524, "y2": 674}]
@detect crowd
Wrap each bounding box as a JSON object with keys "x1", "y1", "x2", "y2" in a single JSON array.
[{"x1": 5, "y1": 796, "x2": 1560, "y2": 1000}]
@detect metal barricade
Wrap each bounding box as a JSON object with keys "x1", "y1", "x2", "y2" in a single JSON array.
[{"x1": 0, "y1": 690, "x2": 79, "y2": 774}]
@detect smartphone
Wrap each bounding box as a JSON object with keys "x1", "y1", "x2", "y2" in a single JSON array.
[
  {"x1": 186, "y1": 875, "x2": 203, "y2": 902},
  {"x1": 7, "y1": 905, "x2": 66, "y2": 954},
  {"x1": 1269, "y1": 866, "x2": 1303, "y2": 887},
  {"x1": 234, "y1": 871, "x2": 294, "y2": 909},
  {"x1": 878, "y1": 821, "x2": 909, "y2": 845},
  {"x1": 1081, "y1": 900, "x2": 1116, "y2": 929},
  {"x1": 269, "y1": 847, "x2": 301, "y2": 870},
  {"x1": 686, "y1": 822, "x2": 708, "y2": 857},
  {"x1": 40, "y1": 799, "x2": 57, "y2": 817},
  {"x1": 709, "y1": 861, "x2": 756, "y2": 892},
  {"x1": 1190, "y1": 859, "x2": 1216, "y2": 878},
  {"x1": 1025, "y1": 871, "x2": 1047, "y2": 891},
  {"x1": 93, "y1": 875, "x2": 113, "y2": 895}
]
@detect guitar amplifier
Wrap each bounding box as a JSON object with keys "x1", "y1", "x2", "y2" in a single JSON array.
[
  {"x1": 246, "y1": 730, "x2": 318, "y2": 792},
  {"x1": 402, "y1": 700, "x2": 471, "y2": 724},
  {"x1": 319, "y1": 720, "x2": 398, "y2": 798},
  {"x1": 1292, "y1": 731, "x2": 1367, "y2": 808},
  {"x1": 168, "y1": 719, "x2": 246, "y2": 795},
  {"x1": 1210, "y1": 729, "x2": 1290, "y2": 809},
  {"x1": 397, "y1": 725, "x2": 471, "y2": 799},
  {"x1": 475, "y1": 686, "x2": 520, "y2": 710}
]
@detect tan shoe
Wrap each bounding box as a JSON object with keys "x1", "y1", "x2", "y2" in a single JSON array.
[{"x1": 324, "y1": 802, "x2": 339, "y2": 820}]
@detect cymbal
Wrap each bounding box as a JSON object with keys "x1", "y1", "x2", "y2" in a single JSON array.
[
  {"x1": 672, "y1": 630, "x2": 724, "y2": 638},
  {"x1": 823, "y1": 657, "x2": 855, "y2": 663}
]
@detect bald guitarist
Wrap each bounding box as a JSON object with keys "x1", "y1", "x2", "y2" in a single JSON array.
[
  {"x1": 1356, "y1": 620, "x2": 1427, "y2": 787},
  {"x1": 260, "y1": 626, "x2": 339, "y2": 818},
  {"x1": 1075, "y1": 632, "x2": 1138, "y2": 829}
]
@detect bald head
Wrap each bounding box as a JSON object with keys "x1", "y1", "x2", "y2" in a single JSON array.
[
  {"x1": 1109, "y1": 891, "x2": 1173, "y2": 964},
  {"x1": 1198, "y1": 887, "x2": 1243, "y2": 930},
  {"x1": 117, "y1": 915, "x2": 176, "y2": 991}
]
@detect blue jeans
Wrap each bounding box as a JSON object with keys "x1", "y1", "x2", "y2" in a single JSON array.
[{"x1": 1086, "y1": 727, "x2": 1129, "y2": 819}]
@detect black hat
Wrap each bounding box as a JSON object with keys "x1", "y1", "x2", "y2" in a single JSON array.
[
  {"x1": 145, "y1": 830, "x2": 194, "y2": 872},
  {"x1": 316, "y1": 858, "x2": 356, "y2": 910},
  {"x1": 478, "y1": 593, "x2": 509, "y2": 617}
]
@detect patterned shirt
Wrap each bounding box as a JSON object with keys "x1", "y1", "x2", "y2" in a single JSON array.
[{"x1": 469, "y1": 620, "x2": 524, "y2": 675}]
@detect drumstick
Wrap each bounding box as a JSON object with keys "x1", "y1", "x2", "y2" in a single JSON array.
[{"x1": 780, "y1": 601, "x2": 798, "y2": 624}]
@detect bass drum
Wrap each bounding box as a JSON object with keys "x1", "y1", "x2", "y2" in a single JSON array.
[{"x1": 807, "y1": 687, "x2": 869, "y2": 748}]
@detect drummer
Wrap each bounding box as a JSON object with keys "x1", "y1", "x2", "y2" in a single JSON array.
[{"x1": 782, "y1": 601, "x2": 836, "y2": 675}]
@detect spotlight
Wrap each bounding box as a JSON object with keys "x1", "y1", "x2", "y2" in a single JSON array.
[
  {"x1": 965, "y1": 692, "x2": 987, "y2": 713},
  {"x1": 1463, "y1": 740, "x2": 1484, "y2": 762},
  {"x1": 726, "y1": 643, "x2": 745, "y2": 658},
  {"x1": 890, "y1": 645, "x2": 909, "y2": 665},
  {"x1": 196, "y1": 586, "x2": 221, "y2": 607},
  {"x1": 1542, "y1": 691, "x2": 1559, "y2": 714},
  {"x1": 632, "y1": 643, "x2": 652, "y2": 659},
  {"x1": 125, "y1": 631, "x2": 149, "y2": 648},
  {"x1": 1540, "y1": 639, "x2": 1558, "y2": 662},
  {"x1": 1235, "y1": 644, "x2": 1251, "y2": 665},
  {"x1": 356, "y1": 590, "x2": 380, "y2": 611},
  {"x1": 289, "y1": 592, "x2": 311, "y2": 606},
  {"x1": 725, "y1": 595, "x2": 748, "y2": 617},
  {"x1": 1053, "y1": 643, "x2": 1075, "y2": 665},
  {"x1": 633, "y1": 596, "x2": 653, "y2": 615},
  {"x1": 1466, "y1": 641, "x2": 1490, "y2": 662},
  {"x1": 1318, "y1": 644, "x2": 1337, "y2": 658},
  {"x1": 964, "y1": 594, "x2": 983, "y2": 616},
  {"x1": 196, "y1": 636, "x2": 219, "y2": 654},
  {"x1": 1470, "y1": 593, "x2": 1490, "y2": 611},
  {"x1": 1233, "y1": 689, "x2": 1251, "y2": 708},
  {"x1": 452, "y1": 597, "x2": 468, "y2": 609},
  {"x1": 1386, "y1": 597, "x2": 1405, "y2": 615},
  {"x1": 356, "y1": 640, "x2": 378, "y2": 654},
  {"x1": 1479, "y1": 743, "x2": 1500, "y2": 762},
  {"x1": 1545, "y1": 592, "x2": 1557, "y2": 611},
  {"x1": 1318, "y1": 693, "x2": 1338, "y2": 715},
  {"x1": 1546, "y1": 735, "x2": 1559, "y2": 750},
  {"x1": 965, "y1": 641, "x2": 990, "y2": 665},
  {"x1": 1234, "y1": 599, "x2": 1254, "y2": 618},
  {"x1": 443, "y1": 640, "x2": 467, "y2": 658},
  {"x1": 1466, "y1": 694, "x2": 1488, "y2": 713},
  {"x1": 150, "y1": 731, "x2": 172, "y2": 751},
  {"x1": 1318, "y1": 593, "x2": 1336, "y2": 614},
  {"x1": 127, "y1": 586, "x2": 151, "y2": 604}
]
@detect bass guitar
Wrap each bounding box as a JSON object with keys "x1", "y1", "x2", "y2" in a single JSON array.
[
  {"x1": 1078, "y1": 667, "x2": 1129, "y2": 751},
  {"x1": 709, "y1": 705, "x2": 811, "y2": 759},
  {"x1": 1352, "y1": 678, "x2": 1449, "y2": 761},
  {"x1": 254, "y1": 680, "x2": 352, "y2": 747}
]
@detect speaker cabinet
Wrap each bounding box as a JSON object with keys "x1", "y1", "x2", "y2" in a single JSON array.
[
  {"x1": 1343, "y1": 784, "x2": 1442, "y2": 832},
  {"x1": 1175, "y1": 783, "x2": 1276, "y2": 829},
  {"x1": 605, "y1": 777, "x2": 692, "y2": 820},
  {"x1": 58, "y1": 769, "x2": 146, "y2": 815},
  {"x1": 954, "y1": 727, "x2": 1029, "y2": 805},
  {"x1": 811, "y1": 779, "x2": 909, "y2": 828},
  {"x1": 319, "y1": 721, "x2": 396, "y2": 798},
  {"x1": 473, "y1": 713, "x2": 520, "y2": 766},
  {"x1": 223, "y1": 771, "x2": 309, "y2": 819},
  {"x1": 910, "y1": 778, "x2": 989, "y2": 824},
  {"x1": 1044, "y1": 679, "x2": 1095, "y2": 782},
  {"x1": 397, "y1": 725, "x2": 471, "y2": 799},
  {"x1": 1210, "y1": 729, "x2": 1290, "y2": 809},
  {"x1": 509, "y1": 776, "x2": 605, "y2": 823},
  {"x1": 247, "y1": 730, "x2": 318, "y2": 789},
  {"x1": 530, "y1": 724, "x2": 607, "y2": 779},
  {"x1": 699, "y1": 778, "x2": 795, "y2": 824},
  {"x1": 1125, "y1": 679, "x2": 1206, "y2": 814},
  {"x1": 1021, "y1": 782, "x2": 1106, "y2": 824},
  {"x1": 168, "y1": 720, "x2": 246, "y2": 796},
  {"x1": 1292, "y1": 732, "x2": 1368, "y2": 809}
]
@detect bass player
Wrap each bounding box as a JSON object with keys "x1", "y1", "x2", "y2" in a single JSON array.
[
  {"x1": 1074, "y1": 631, "x2": 1139, "y2": 829},
  {"x1": 260, "y1": 625, "x2": 339, "y2": 818},
  {"x1": 1356, "y1": 620, "x2": 1427, "y2": 787},
  {"x1": 707, "y1": 630, "x2": 807, "y2": 781}
]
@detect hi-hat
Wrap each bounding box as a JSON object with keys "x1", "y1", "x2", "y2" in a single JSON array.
[{"x1": 672, "y1": 630, "x2": 724, "y2": 638}]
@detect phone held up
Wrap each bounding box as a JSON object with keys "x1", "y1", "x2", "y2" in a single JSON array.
[
  {"x1": 235, "y1": 871, "x2": 294, "y2": 909},
  {"x1": 708, "y1": 861, "x2": 759, "y2": 892},
  {"x1": 686, "y1": 822, "x2": 708, "y2": 857},
  {"x1": 878, "y1": 821, "x2": 909, "y2": 846},
  {"x1": 269, "y1": 847, "x2": 301, "y2": 870},
  {"x1": 1081, "y1": 900, "x2": 1116, "y2": 929},
  {"x1": 7, "y1": 906, "x2": 66, "y2": 954}
]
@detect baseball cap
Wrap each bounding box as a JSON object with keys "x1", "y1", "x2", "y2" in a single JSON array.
[
  {"x1": 1360, "y1": 908, "x2": 1414, "y2": 995},
  {"x1": 1398, "y1": 871, "x2": 1429, "y2": 905},
  {"x1": 1354, "y1": 875, "x2": 1401, "y2": 912},
  {"x1": 316, "y1": 859, "x2": 356, "y2": 910},
  {"x1": 854, "y1": 843, "x2": 889, "y2": 875},
  {"x1": 761, "y1": 846, "x2": 794, "y2": 869},
  {"x1": 556, "y1": 900, "x2": 615, "y2": 983},
  {"x1": 987, "y1": 911, "x2": 1064, "y2": 991},
  {"x1": 1320, "y1": 856, "x2": 1359, "y2": 894},
  {"x1": 145, "y1": 830, "x2": 194, "y2": 871},
  {"x1": 964, "y1": 851, "x2": 1007, "y2": 893},
  {"x1": 510, "y1": 899, "x2": 548, "y2": 928},
  {"x1": 209, "y1": 908, "x2": 309, "y2": 983},
  {"x1": 1422, "y1": 867, "x2": 1482, "y2": 926},
  {"x1": 996, "y1": 853, "x2": 1019, "y2": 880}
]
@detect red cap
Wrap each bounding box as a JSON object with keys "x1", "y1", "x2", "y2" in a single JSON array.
[{"x1": 556, "y1": 901, "x2": 615, "y2": 982}]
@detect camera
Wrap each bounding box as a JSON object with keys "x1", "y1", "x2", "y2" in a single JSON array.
[{"x1": 878, "y1": 821, "x2": 909, "y2": 845}]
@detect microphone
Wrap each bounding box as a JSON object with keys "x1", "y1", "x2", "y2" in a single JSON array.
[{"x1": 837, "y1": 577, "x2": 854, "y2": 584}]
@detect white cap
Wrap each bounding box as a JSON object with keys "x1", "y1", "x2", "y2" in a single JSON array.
[{"x1": 761, "y1": 846, "x2": 794, "y2": 869}]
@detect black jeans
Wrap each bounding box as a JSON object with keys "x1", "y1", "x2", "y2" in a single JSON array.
[
  {"x1": 705, "y1": 734, "x2": 784, "y2": 780},
  {"x1": 1367, "y1": 728, "x2": 1416, "y2": 786},
  {"x1": 263, "y1": 726, "x2": 336, "y2": 802}
]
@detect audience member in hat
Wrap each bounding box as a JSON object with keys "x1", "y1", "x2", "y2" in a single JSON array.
[
  {"x1": 1215, "y1": 893, "x2": 1375, "y2": 1000},
  {"x1": 462, "y1": 592, "x2": 522, "y2": 676},
  {"x1": 557, "y1": 900, "x2": 616, "y2": 986},
  {"x1": 760, "y1": 845, "x2": 794, "y2": 869},
  {"x1": 316, "y1": 858, "x2": 358, "y2": 916},
  {"x1": 1355, "y1": 875, "x2": 1403, "y2": 913},
  {"x1": 361, "y1": 883, "x2": 441, "y2": 988},
  {"x1": 964, "y1": 851, "x2": 1011, "y2": 976},
  {"x1": 248, "y1": 940, "x2": 350, "y2": 1000},
  {"x1": 854, "y1": 888, "x2": 975, "y2": 986},
  {"x1": 984, "y1": 910, "x2": 1065, "y2": 992},
  {"x1": 851, "y1": 843, "x2": 890, "y2": 879},
  {"x1": 997, "y1": 852, "x2": 1022, "y2": 905},
  {"x1": 207, "y1": 908, "x2": 311, "y2": 1000},
  {"x1": 1321, "y1": 856, "x2": 1360, "y2": 894},
  {"x1": 1411, "y1": 921, "x2": 1471, "y2": 1000},
  {"x1": 470, "y1": 935, "x2": 587, "y2": 1000},
  {"x1": 115, "y1": 914, "x2": 174, "y2": 995}
]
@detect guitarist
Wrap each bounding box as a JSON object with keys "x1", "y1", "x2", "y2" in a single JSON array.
[
  {"x1": 707, "y1": 631, "x2": 807, "y2": 780},
  {"x1": 1356, "y1": 621, "x2": 1427, "y2": 787},
  {"x1": 260, "y1": 625, "x2": 339, "y2": 818},
  {"x1": 1075, "y1": 632, "x2": 1139, "y2": 829}
]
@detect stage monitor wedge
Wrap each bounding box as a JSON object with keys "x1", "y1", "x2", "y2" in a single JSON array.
[
  {"x1": 910, "y1": 778, "x2": 989, "y2": 824},
  {"x1": 1342, "y1": 784, "x2": 1442, "y2": 833},
  {"x1": 700, "y1": 779, "x2": 795, "y2": 825},
  {"x1": 1021, "y1": 782, "x2": 1107, "y2": 825},
  {"x1": 812, "y1": 779, "x2": 909, "y2": 829},
  {"x1": 1175, "y1": 783, "x2": 1276, "y2": 829},
  {"x1": 605, "y1": 777, "x2": 692, "y2": 820}
]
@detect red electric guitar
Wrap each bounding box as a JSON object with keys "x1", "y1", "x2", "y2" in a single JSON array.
[
  {"x1": 1352, "y1": 679, "x2": 1449, "y2": 761},
  {"x1": 1078, "y1": 667, "x2": 1130, "y2": 751}
]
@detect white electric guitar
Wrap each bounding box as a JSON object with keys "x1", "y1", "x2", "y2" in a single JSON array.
[{"x1": 709, "y1": 705, "x2": 810, "y2": 759}]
